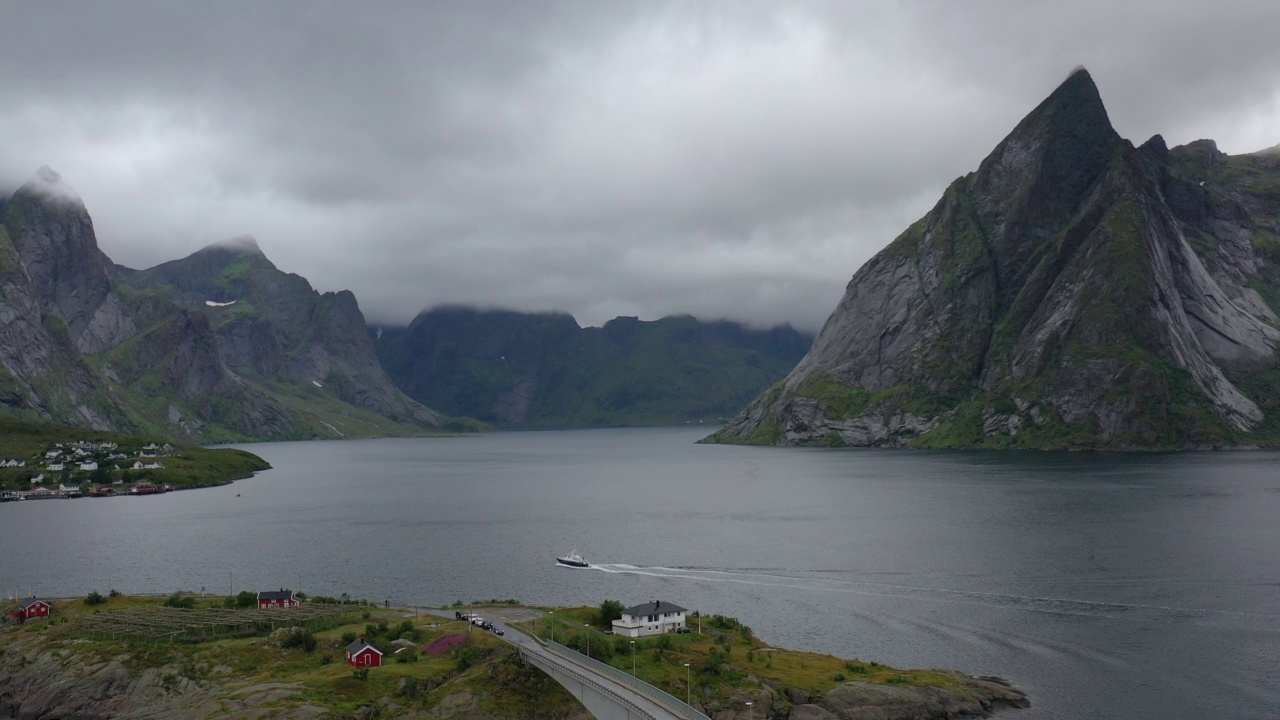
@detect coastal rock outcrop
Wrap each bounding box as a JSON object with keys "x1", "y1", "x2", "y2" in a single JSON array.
[{"x1": 709, "y1": 68, "x2": 1280, "y2": 449}]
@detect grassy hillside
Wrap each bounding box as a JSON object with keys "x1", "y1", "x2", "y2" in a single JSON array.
[{"x1": 0, "y1": 596, "x2": 1024, "y2": 719}]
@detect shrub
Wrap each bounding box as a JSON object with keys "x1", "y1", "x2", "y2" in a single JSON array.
[
  {"x1": 393, "y1": 620, "x2": 418, "y2": 642},
  {"x1": 85, "y1": 591, "x2": 107, "y2": 606},
  {"x1": 164, "y1": 593, "x2": 195, "y2": 609},
  {"x1": 235, "y1": 591, "x2": 257, "y2": 608},
  {"x1": 108, "y1": 589, "x2": 122, "y2": 598},
  {"x1": 844, "y1": 662, "x2": 868, "y2": 675},
  {"x1": 352, "y1": 667, "x2": 369, "y2": 681},
  {"x1": 280, "y1": 629, "x2": 317, "y2": 653},
  {"x1": 886, "y1": 675, "x2": 910, "y2": 685},
  {"x1": 698, "y1": 648, "x2": 725, "y2": 676},
  {"x1": 341, "y1": 631, "x2": 357, "y2": 644},
  {"x1": 834, "y1": 673, "x2": 845, "y2": 682},
  {"x1": 597, "y1": 599, "x2": 624, "y2": 628},
  {"x1": 396, "y1": 646, "x2": 419, "y2": 664},
  {"x1": 454, "y1": 645, "x2": 483, "y2": 671}
]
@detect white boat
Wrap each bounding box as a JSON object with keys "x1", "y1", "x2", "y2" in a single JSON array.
[{"x1": 556, "y1": 550, "x2": 589, "y2": 568}]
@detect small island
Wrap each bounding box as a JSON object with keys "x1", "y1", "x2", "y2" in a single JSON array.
[
  {"x1": 0, "y1": 593, "x2": 1028, "y2": 719},
  {"x1": 0, "y1": 418, "x2": 270, "y2": 500}
]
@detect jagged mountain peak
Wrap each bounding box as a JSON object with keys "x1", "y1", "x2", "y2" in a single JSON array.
[
  {"x1": 14, "y1": 166, "x2": 86, "y2": 209},
  {"x1": 709, "y1": 71, "x2": 1280, "y2": 450},
  {"x1": 209, "y1": 235, "x2": 265, "y2": 256}
]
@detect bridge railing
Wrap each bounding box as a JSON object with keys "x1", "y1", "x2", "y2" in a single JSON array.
[
  {"x1": 522, "y1": 646, "x2": 658, "y2": 720},
  {"x1": 545, "y1": 640, "x2": 712, "y2": 720}
]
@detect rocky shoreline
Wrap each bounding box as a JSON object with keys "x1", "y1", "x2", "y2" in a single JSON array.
[{"x1": 1, "y1": 602, "x2": 1028, "y2": 720}]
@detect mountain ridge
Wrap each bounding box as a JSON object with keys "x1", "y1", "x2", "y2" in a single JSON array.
[
  {"x1": 375, "y1": 306, "x2": 812, "y2": 427},
  {"x1": 0, "y1": 181, "x2": 453, "y2": 442},
  {"x1": 708, "y1": 68, "x2": 1280, "y2": 449}
]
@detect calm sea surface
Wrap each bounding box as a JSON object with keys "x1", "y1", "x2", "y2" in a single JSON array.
[{"x1": 2, "y1": 427, "x2": 1278, "y2": 719}]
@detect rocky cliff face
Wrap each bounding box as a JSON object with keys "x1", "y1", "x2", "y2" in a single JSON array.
[
  {"x1": 0, "y1": 178, "x2": 448, "y2": 441},
  {"x1": 710, "y1": 69, "x2": 1280, "y2": 449},
  {"x1": 375, "y1": 307, "x2": 811, "y2": 426}
]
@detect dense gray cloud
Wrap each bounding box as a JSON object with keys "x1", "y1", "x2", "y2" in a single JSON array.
[{"x1": 1, "y1": 1, "x2": 1277, "y2": 331}]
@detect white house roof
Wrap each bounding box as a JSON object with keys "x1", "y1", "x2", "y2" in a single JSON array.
[{"x1": 623, "y1": 600, "x2": 687, "y2": 616}]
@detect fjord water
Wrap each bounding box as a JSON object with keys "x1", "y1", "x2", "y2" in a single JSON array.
[{"x1": 2, "y1": 428, "x2": 1278, "y2": 719}]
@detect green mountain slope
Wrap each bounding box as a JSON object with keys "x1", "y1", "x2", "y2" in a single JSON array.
[
  {"x1": 375, "y1": 308, "x2": 811, "y2": 426},
  {"x1": 708, "y1": 69, "x2": 1280, "y2": 449}
]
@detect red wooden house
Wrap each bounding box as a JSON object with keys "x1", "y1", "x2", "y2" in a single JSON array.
[
  {"x1": 257, "y1": 589, "x2": 300, "y2": 609},
  {"x1": 345, "y1": 638, "x2": 383, "y2": 668},
  {"x1": 9, "y1": 598, "x2": 51, "y2": 622}
]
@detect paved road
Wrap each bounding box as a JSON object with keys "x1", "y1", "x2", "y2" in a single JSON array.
[{"x1": 425, "y1": 609, "x2": 685, "y2": 720}]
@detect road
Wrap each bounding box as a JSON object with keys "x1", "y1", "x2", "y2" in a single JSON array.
[{"x1": 426, "y1": 608, "x2": 699, "y2": 720}]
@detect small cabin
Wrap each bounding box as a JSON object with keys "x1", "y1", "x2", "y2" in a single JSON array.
[
  {"x1": 10, "y1": 598, "x2": 51, "y2": 622},
  {"x1": 257, "y1": 589, "x2": 300, "y2": 609},
  {"x1": 346, "y1": 638, "x2": 383, "y2": 667}
]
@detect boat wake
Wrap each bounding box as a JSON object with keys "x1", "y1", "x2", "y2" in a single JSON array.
[{"x1": 587, "y1": 563, "x2": 1280, "y2": 631}]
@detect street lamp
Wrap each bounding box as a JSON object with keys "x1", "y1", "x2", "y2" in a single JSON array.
[
  {"x1": 745, "y1": 701, "x2": 753, "y2": 720},
  {"x1": 584, "y1": 623, "x2": 590, "y2": 659},
  {"x1": 549, "y1": 611, "x2": 554, "y2": 642},
  {"x1": 630, "y1": 640, "x2": 636, "y2": 676},
  {"x1": 683, "y1": 663, "x2": 691, "y2": 706}
]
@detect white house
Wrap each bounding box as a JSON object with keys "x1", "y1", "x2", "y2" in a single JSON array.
[
  {"x1": 133, "y1": 461, "x2": 164, "y2": 470},
  {"x1": 45, "y1": 449, "x2": 63, "y2": 459},
  {"x1": 31, "y1": 474, "x2": 44, "y2": 484},
  {"x1": 48, "y1": 463, "x2": 65, "y2": 472},
  {"x1": 611, "y1": 600, "x2": 688, "y2": 638},
  {"x1": 79, "y1": 461, "x2": 98, "y2": 472},
  {"x1": 1, "y1": 459, "x2": 25, "y2": 468}
]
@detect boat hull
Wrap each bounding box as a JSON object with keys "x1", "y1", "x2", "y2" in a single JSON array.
[{"x1": 556, "y1": 558, "x2": 589, "y2": 568}]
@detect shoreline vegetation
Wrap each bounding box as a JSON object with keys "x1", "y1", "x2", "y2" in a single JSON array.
[
  {"x1": 0, "y1": 593, "x2": 1029, "y2": 719},
  {"x1": 0, "y1": 418, "x2": 270, "y2": 498}
]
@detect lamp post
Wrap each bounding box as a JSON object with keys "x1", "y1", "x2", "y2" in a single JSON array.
[
  {"x1": 746, "y1": 701, "x2": 753, "y2": 720},
  {"x1": 683, "y1": 663, "x2": 691, "y2": 706},
  {"x1": 630, "y1": 640, "x2": 636, "y2": 676},
  {"x1": 584, "y1": 623, "x2": 590, "y2": 659},
  {"x1": 549, "y1": 611, "x2": 554, "y2": 643}
]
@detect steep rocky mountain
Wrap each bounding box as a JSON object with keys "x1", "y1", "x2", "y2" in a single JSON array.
[
  {"x1": 0, "y1": 173, "x2": 450, "y2": 441},
  {"x1": 375, "y1": 307, "x2": 811, "y2": 426},
  {"x1": 709, "y1": 68, "x2": 1280, "y2": 449}
]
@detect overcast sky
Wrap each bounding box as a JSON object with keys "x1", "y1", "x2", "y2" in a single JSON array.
[{"x1": 2, "y1": 1, "x2": 1277, "y2": 331}]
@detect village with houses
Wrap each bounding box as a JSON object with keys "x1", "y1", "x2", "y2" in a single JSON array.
[{"x1": 0, "y1": 439, "x2": 176, "y2": 502}]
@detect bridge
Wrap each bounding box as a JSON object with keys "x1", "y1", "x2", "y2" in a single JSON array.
[{"x1": 434, "y1": 610, "x2": 711, "y2": 720}]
